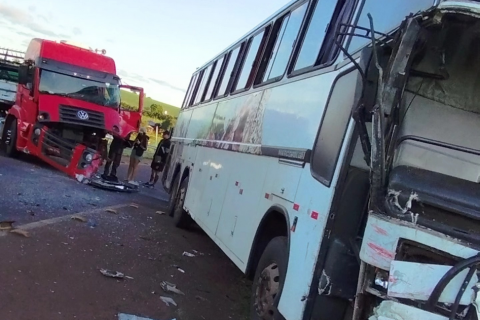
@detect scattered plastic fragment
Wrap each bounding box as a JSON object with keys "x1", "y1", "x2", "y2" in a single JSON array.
[
  {"x1": 106, "y1": 208, "x2": 118, "y2": 214},
  {"x1": 75, "y1": 174, "x2": 85, "y2": 183},
  {"x1": 182, "y1": 251, "x2": 196, "y2": 258},
  {"x1": 118, "y1": 314, "x2": 173, "y2": 320},
  {"x1": 10, "y1": 229, "x2": 30, "y2": 238},
  {"x1": 71, "y1": 215, "x2": 87, "y2": 222},
  {"x1": 100, "y1": 269, "x2": 133, "y2": 280},
  {"x1": 160, "y1": 281, "x2": 185, "y2": 295},
  {"x1": 87, "y1": 219, "x2": 97, "y2": 228},
  {"x1": 177, "y1": 268, "x2": 185, "y2": 273},
  {"x1": 192, "y1": 250, "x2": 204, "y2": 256},
  {"x1": 160, "y1": 296, "x2": 177, "y2": 307},
  {"x1": 156, "y1": 211, "x2": 165, "y2": 215},
  {"x1": 130, "y1": 203, "x2": 139, "y2": 209},
  {"x1": 0, "y1": 220, "x2": 15, "y2": 230}
]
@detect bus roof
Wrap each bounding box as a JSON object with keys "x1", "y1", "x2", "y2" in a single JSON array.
[
  {"x1": 195, "y1": 0, "x2": 299, "y2": 73},
  {"x1": 25, "y1": 38, "x2": 116, "y2": 74}
]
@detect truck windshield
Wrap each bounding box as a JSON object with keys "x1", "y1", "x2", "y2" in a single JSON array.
[{"x1": 39, "y1": 70, "x2": 120, "y2": 108}]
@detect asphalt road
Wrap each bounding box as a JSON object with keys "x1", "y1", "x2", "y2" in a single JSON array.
[{"x1": 0, "y1": 151, "x2": 251, "y2": 320}]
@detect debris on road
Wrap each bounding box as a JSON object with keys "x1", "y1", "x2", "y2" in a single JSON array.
[
  {"x1": 192, "y1": 250, "x2": 204, "y2": 256},
  {"x1": 118, "y1": 313, "x2": 176, "y2": 320},
  {"x1": 130, "y1": 203, "x2": 139, "y2": 209},
  {"x1": 182, "y1": 251, "x2": 196, "y2": 258},
  {"x1": 160, "y1": 281, "x2": 185, "y2": 295},
  {"x1": 156, "y1": 211, "x2": 164, "y2": 215},
  {"x1": 160, "y1": 296, "x2": 178, "y2": 307},
  {"x1": 10, "y1": 229, "x2": 30, "y2": 238},
  {"x1": 71, "y1": 215, "x2": 87, "y2": 223},
  {"x1": 105, "y1": 208, "x2": 118, "y2": 214},
  {"x1": 0, "y1": 220, "x2": 15, "y2": 230},
  {"x1": 100, "y1": 269, "x2": 134, "y2": 280}
]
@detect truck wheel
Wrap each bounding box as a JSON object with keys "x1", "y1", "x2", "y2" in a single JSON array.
[
  {"x1": 251, "y1": 236, "x2": 288, "y2": 320},
  {"x1": 167, "y1": 175, "x2": 180, "y2": 217},
  {"x1": 172, "y1": 176, "x2": 193, "y2": 228},
  {"x1": 4, "y1": 118, "x2": 18, "y2": 157}
]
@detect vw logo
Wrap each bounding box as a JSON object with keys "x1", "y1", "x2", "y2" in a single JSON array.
[{"x1": 77, "y1": 110, "x2": 89, "y2": 120}]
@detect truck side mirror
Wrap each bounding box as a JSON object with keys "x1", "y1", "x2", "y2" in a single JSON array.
[{"x1": 18, "y1": 65, "x2": 33, "y2": 86}]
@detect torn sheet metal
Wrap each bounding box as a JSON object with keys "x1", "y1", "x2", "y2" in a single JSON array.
[
  {"x1": 118, "y1": 314, "x2": 176, "y2": 320},
  {"x1": 388, "y1": 260, "x2": 477, "y2": 305},
  {"x1": 368, "y1": 300, "x2": 447, "y2": 320},
  {"x1": 360, "y1": 215, "x2": 478, "y2": 270}
]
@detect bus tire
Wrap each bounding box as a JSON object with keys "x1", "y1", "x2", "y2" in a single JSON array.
[
  {"x1": 167, "y1": 175, "x2": 180, "y2": 217},
  {"x1": 251, "y1": 236, "x2": 288, "y2": 320},
  {"x1": 4, "y1": 117, "x2": 18, "y2": 158},
  {"x1": 172, "y1": 176, "x2": 192, "y2": 229}
]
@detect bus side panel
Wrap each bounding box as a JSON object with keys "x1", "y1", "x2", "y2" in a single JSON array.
[
  {"x1": 184, "y1": 144, "x2": 210, "y2": 216},
  {"x1": 215, "y1": 151, "x2": 271, "y2": 263},
  {"x1": 196, "y1": 148, "x2": 234, "y2": 235}
]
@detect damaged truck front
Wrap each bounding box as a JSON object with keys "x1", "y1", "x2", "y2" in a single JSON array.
[{"x1": 346, "y1": 2, "x2": 480, "y2": 320}]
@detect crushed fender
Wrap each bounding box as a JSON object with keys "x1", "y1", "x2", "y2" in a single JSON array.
[{"x1": 89, "y1": 177, "x2": 139, "y2": 193}]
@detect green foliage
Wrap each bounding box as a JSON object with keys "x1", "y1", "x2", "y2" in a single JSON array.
[{"x1": 120, "y1": 90, "x2": 180, "y2": 117}]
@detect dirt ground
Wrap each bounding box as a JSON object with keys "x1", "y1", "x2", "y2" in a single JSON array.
[{"x1": 0, "y1": 153, "x2": 252, "y2": 320}]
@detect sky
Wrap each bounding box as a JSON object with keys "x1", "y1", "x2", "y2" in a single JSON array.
[{"x1": 0, "y1": 0, "x2": 291, "y2": 107}]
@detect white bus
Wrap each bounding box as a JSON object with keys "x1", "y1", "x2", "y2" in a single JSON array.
[{"x1": 163, "y1": 1, "x2": 480, "y2": 319}]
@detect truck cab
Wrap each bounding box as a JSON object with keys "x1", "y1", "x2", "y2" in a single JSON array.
[{"x1": 1, "y1": 39, "x2": 143, "y2": 179}]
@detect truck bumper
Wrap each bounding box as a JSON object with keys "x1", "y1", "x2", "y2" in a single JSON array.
[{"x1": 23, "y1": 123, "x2": 101, "y2": 179}]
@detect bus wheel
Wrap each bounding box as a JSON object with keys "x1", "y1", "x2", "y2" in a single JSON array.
[
  {"x1": 172, "y1": 176, "x2": 192, "y2": 228},
  {"x1": 251, "y1": 236, "x2": 288, "y2": 320},
  {"x1": 167, "y1": 175, "x2": 180, "y2": 217},
  {"x1": 4, "y1": 118, "x2": 18, "y2": 157}
]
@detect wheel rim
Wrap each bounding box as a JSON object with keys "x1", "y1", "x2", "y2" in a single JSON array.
[{"x1": 254, "y1": 263, "x2": 280, "y2": 319}]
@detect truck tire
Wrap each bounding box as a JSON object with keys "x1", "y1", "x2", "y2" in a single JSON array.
[
  {"x1": 172, "y1": 176, "x2": 193, "y2": 228},
  {"x1": 4, "y1": 118, "x2": 18, "y2": 157},
  {"x1": 251, "y1": 236, "x2": 288, "y2": 320}
]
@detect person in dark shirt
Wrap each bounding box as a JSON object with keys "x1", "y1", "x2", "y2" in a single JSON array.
[
  {"x1": 144, "y1": 130, "x2": 171, "y2": 188},
  {"x1": 102, "y1": 133, "x2": 131, "y2": 181}
]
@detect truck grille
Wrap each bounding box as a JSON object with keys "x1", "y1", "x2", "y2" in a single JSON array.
[{"x1": 59, "y1": 105, "x2": 105, "y2": 129}]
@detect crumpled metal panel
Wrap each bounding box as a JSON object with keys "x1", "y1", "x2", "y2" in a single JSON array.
[
  {"x1": 368, "y1": 301, "x2": 448, "y2": 320},
  {"x1": 388, "y1": 260, "x2": 477, "y2": 305}
]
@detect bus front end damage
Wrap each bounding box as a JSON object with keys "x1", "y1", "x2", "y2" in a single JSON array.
[{"x1": 354, "y1": 3, "x2": 480, "y2": 320}]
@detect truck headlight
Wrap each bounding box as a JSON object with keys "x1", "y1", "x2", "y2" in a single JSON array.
[
  {"x1": 85, "y1": 153, "x2": 93, "y2": 162},
  {"x1": 34, "y1": 128, "x2": 41, "y2": 136}
]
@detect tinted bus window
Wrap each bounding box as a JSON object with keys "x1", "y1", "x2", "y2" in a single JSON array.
[
  {"x1": 348, "y1": 0, "x2": 434, "y2": 54},
  {"x1": 263, "y1": 2, "x2": 308, "y2": 82},
  {"x1": 205, "y1": 56, "x2": 225, "y2": 101},
  {"x1": 184, "y1": 73, "x2": 198, "y2": 108},
  {"x1": 293, "y1": 0, "x2": 337, "y2": 72},
  {"x1": 235, "y1": 30, "x2": 266, "y2": 91},
  {"x1": 217, "y1": 46, "x2": 241, "y2": 97},
  {"x1": 193, "y1": 65, "x2": 213, "y2": 105}
]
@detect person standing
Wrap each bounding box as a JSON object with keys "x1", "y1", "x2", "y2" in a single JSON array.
[
  {"x1": 126, "y1": 128, "x2": 149, "y2": 185},
  {"x1": 102, "y1": 134, "x2": 131, "y2": 181},
  {"x1": 144, "y1": 130, "x2": 171, "y2": 188}
]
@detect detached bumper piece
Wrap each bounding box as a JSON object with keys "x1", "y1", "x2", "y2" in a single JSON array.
[{"x1": 89, "y1": 177, "x2": 139, "y2": 193}]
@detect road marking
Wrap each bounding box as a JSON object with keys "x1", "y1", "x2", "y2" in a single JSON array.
[{"x1": 0, "y1": 203, "x2": 132, "y2": 235}]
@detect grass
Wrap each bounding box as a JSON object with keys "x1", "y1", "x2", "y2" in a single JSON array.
[{"x1": 120, "y1": 90, "x2": 180, "y2": 117}]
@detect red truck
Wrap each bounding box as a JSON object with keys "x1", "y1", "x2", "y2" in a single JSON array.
[{"x1": 1, "y1": 39, "x2": 143, "y2": 179}]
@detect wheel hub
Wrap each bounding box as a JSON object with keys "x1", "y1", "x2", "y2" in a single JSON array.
[{"x1": 254, "y1": 263, "x2": 280, "y2": 319}]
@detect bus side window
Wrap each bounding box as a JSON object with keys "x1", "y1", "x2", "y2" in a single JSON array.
[
  {"x1": 215, "y1": 44, "x2": 243, "y2": 98},
  {"x1": 256, "y1": 1, "x2": 308, "y2": 84},
  {"x1": 310, "y1": 69, "x2": 362, "y2": 187},
  {"x1": 292, "y1": 0, "x2": 338, "y2": 72},
  {"x1": 204, "y1": 55, "x2": 226, "y2": 102},
  {"x1": 184, "y1": 73, "x2": 199, "y2": 108},
  {"x1": 347, "y1": 0, "x2": 434, "y2": 54},
  {"x1": 193, "y1": 64, "x2": 213, "y2": 105}
]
